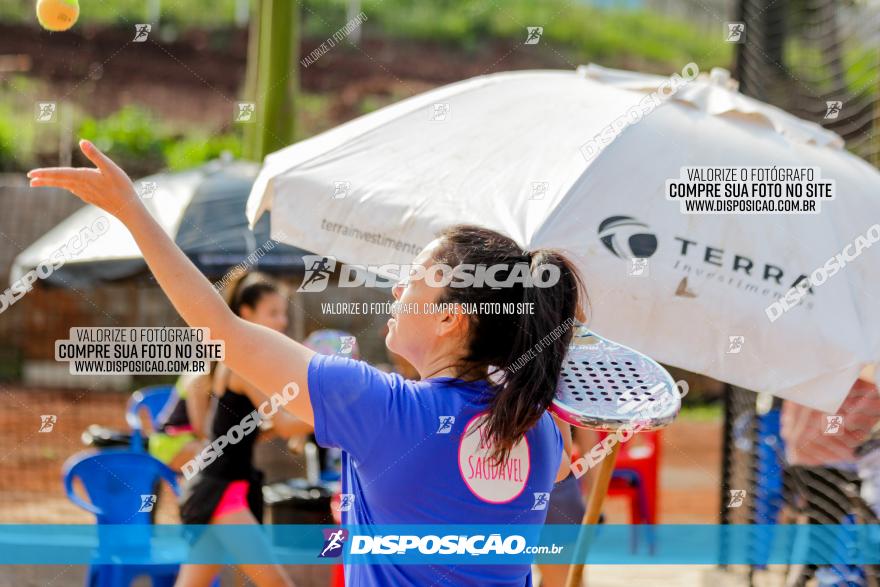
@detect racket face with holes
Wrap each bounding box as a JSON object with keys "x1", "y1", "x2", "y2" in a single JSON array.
[{"x1": 549, "y1": 328, "x2": 680, "y2": 431}]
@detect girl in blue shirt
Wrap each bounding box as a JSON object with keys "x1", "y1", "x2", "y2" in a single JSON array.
[{"x1": 30, "y1": 141, "x2": 588, "y2": 587}]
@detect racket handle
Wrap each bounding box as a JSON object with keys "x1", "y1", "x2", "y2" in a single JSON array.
[{"x1": 565, "y1": 443, "x2": 620, "y2": 587}]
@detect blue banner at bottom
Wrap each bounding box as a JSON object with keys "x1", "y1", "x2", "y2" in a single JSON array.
[{"x1": 0, "y1": 524, "x2": 878, "y2": 565}]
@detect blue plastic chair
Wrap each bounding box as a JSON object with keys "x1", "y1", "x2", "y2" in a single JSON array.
[
  {"x1": 126, "y1": 385, "x2": 175, "y2": 452},
  {"x1": 63, "y1": 449, "x2": 181, "y2": 587}
]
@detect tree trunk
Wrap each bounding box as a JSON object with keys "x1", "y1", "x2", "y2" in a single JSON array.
[{"x1": 254, "y1": 0, "x2": 298, "y2": 160}]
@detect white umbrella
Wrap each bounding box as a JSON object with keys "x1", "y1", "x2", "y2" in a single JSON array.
[{"x1": 247, "y1": 64, "x2": 880, "y2": 412}]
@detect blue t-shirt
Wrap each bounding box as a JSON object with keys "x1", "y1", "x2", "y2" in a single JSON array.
[{"x1": 308, "y1": 353, "x2": 563, "y2": 586}]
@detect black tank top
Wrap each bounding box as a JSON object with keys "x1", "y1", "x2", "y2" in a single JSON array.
[
  {"x1": 208, "y1": 389, "x2": 259, "y2": 480},
  {"x1": 160, "y1": 398, "x2": 190, "y2": 430}
]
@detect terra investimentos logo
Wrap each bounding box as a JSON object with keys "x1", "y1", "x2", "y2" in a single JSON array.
[
  {"x1": 597, "y1": 216, "x2": 659, "y2": 260},
  {"x1": 596, "y1": 215, "x2": 814, "y2": 308}
]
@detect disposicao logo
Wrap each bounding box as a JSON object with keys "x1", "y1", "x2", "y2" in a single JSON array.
[{"x1": 319, "y1": 528, "x2": 349, "y2": 558}]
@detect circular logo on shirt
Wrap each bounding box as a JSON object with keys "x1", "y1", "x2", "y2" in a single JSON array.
[{"x1": 458, "y1": 412, "x2": 530, "y2": 504}]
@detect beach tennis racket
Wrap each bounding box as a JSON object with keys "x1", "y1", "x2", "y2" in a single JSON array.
[
  {"x1": 553, "y1": 326, "x2": 681, "y2": 587},
  {"x1": 549, "y1": 324, "x2": 681, "y2": 432}
]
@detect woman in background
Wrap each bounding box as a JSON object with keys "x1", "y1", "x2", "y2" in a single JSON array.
[
  {"x1": 175, "y1": 273, "x2": 308, "y2": 587},
  {"x1": 147, "y1": 371, "x2": 211, "y2": 471}
]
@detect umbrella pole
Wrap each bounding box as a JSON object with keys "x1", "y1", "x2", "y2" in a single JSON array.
[{"x1": 565, "y1": 443, "x2": 621, "y2": 587}]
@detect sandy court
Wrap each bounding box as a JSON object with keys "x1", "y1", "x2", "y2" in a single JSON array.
[
  {"x1": 0, "y1": 386, "x2": 181, "y2": 523},
  {"x1": 0, "y1": 387, "x2": 722, "y2": 524}
]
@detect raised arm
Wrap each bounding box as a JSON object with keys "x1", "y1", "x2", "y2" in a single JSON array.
[{"x1": 29, "y1": 140, "x2": 316, "y2": 425}]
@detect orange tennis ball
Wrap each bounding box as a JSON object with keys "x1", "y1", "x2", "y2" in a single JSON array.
[{"x1": 36, "y1": 0, "x2": 80, "y2": 32}]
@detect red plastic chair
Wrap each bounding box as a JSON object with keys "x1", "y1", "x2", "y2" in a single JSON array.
[{"x1": 607, "y1": 430, "x2": 660, "y2": 521}]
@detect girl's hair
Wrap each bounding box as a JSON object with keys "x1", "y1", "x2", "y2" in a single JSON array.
[
  {"x1": 221, "y1": 271, "x2": 280, "y2": 317},
  {"x1": 212, "y1": 271, "x2": 282, "y2": 379},
  {"x1": 432, "y1": 225, "x2": 588, "y2": 462}
]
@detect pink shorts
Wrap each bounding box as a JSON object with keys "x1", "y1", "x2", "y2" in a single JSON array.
[{"x1": 211, "y1": 480, "x2": 250, "y2": 520}]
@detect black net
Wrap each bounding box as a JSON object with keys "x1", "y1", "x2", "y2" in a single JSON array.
[
  {"x1": 720, "y1": 0, "x2": 880, "y2": 581},
  {"x1": 736, "y1": 0, "x2": 880, "y2": 164}
]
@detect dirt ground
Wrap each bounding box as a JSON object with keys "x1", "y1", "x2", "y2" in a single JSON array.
[
  {"x1": 647, "y1": 418, "x2": 722, "y2": 523},
  {"x1": 0, "y1": 22, "x2": 589, "y2": 143},
  {"x1": 0, "y1": 386, "x2": 722, "y2": 524}
]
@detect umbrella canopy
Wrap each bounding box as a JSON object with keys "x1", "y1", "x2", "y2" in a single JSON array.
[
  {"x1": 13, "y1": 158, "x2": 307, "y2": 288},
  {"x1": 247, "y1": 65, "x2": 880, "y2": 412}
]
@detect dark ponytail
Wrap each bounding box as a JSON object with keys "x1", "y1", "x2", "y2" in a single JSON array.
[
  {"x1": 432, "y1": 225, "x2": 587, "y2": 462},
  {"x1": 221, "y1": 270, "x2": 280, "y2": 318}
]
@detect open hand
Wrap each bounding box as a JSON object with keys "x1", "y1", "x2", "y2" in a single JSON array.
[{"x1": 28, "y1": 139, "x2": 141, "y2": 219}]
